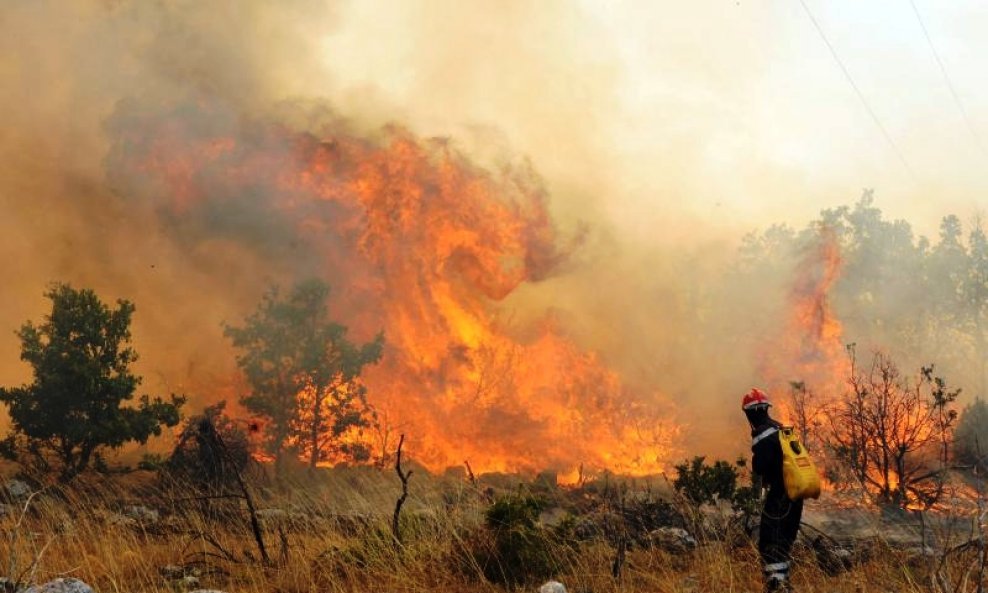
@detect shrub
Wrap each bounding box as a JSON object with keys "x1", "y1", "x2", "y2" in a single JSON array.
[
  {"x1": 673, "y1": 456, "x2": 738, "y2": 506},
  {"x1": 167, "y1": 401, "x2": 253, "y2": 490},
  {"x1": 955, "y1": 397, "x2": 988, "y2": 466},
  {"x1": 468, "y1": 493, "x2": 574, "y2": 587}
]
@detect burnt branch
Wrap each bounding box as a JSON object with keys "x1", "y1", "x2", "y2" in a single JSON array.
[{"x1": 392, "y1": 433, "x2": 413, "y2": 552}]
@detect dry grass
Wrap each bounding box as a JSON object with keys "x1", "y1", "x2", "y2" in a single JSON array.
[{"x1": 0, "y1": 467, "x2": 980, "y2": 593}]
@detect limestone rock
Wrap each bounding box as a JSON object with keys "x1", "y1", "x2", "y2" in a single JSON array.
[
  {"x1": 539, "y1": 581, "x2": 567, "y2": 593},
  {"x1": 179, "y1": 576, "x2": 200, "y2": 589},
  {"x1": 3, "y1": 480, "x2": 31, "y2": 500},
  {"x1": 648, "y1": 527, "x2": 698, "y2": 553},
  {"x1": 22, "y1": 578, "x2": 95, "y2": 593},
  {"x1": 123, "y1": 505, "x2": 160, "y2": 523}
]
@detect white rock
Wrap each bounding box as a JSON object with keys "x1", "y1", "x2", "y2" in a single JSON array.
[
  {"x1": 160, "y1": 564, "x2": 185, "y2": 579},
  {"x1": 179, "y1": 576, "x2": 200, "y2": 588},
  {"x1": 648, "y1": 527, "x2": 698, "y2": 552},
  {"x1": 124, "y1": 505, "x2": 160, "y2": 523},
  {"x1": 539, "y1": 581, "x2": 567, "y2": 593},
  {"x1": 22, "y1": 578, "x2": 95, "y2": 593},
  {"x1": 4, "y1": 480, "x2": 31, "y2": 499}
]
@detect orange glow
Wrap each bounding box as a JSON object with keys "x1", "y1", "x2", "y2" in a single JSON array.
[
  {"x1": 116, "y1": 104, "x2": 679, "y2": 477},
  {"x1": 762, "y1": 226, "x2": 849, "y2": 426}
]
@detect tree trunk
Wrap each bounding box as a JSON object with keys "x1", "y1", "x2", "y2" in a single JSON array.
[
  {"x1": 60, "y1": 442, "x2": 94, "y2": 482},
  {"x1": 273, "y1": 432, "x2": 286, "y2": 479},
  {"x1": 309, "y1": 385, "x2": 324, "y2": 474}
]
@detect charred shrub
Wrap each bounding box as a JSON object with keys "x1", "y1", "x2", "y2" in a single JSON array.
[
  {"x1": 166, "y1": 401, "x2": 253, "y2": 490},
  {"x1": 466, "y1": 493, "x2": 575, "y2": 587}
]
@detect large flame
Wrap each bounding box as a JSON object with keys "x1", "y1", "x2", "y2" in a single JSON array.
[
  {"x1": 787, "y1": 226, "x2": 848, "y2": 392},
  {"x1": 759, "y1": 226, "x2": 849, "y2": 424},
  {"x1": 107, "y1": 101, "x2": 678, "y2": 477}
]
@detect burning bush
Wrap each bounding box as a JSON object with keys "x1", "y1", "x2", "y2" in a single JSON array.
[
  {"x1": 824, "y1": 347, "x2": 959, "y2": 508},
  {"x1": 110, "y1": 98, "x2": 679, "y2": 478}
]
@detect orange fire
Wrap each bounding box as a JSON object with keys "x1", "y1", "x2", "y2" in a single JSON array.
[
  {"x1": 762, "y1": 227, "x2": 849, "y2": 396},
  {"x1": 761, "y1": 225, "x2": 849, "y2": 423},
  {"x1": 789, "y1": 226, "x2": 847, "y2": 388},
  {"x1": 108, "y1": 101, "x2": 678, "y2": 478}
]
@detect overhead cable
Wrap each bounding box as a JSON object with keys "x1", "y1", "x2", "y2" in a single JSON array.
[
  {"x1": 797, "y1": 0, "x2": 917, "y2": 181},
  {"x1": 909, "y1": 0, "x2": 984, "y2": 152}
]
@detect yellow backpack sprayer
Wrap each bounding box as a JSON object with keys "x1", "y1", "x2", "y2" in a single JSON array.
[{"x1": 778, "y1": 426, "x2": 821, "y2": 500}]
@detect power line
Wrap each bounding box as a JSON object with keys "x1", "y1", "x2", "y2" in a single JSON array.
[
  {"x1": 909, "y1": 0, "x2": 984, "y2": 151},
  {"x1": 797, "y1": 0, "x2": 917, "y2": 181}
]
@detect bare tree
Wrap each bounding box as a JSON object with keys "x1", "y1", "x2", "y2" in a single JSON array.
[
  {"x1": 788, "y1": 380, "x2": 824, "y2": 452},
  {"x1": 826, "y1": 346, "x2": 959, "y2": 507}
]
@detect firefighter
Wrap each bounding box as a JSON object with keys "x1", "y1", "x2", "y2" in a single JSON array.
[{"x1": 743, "y1": 388, "x2": 804, "y2": 592}]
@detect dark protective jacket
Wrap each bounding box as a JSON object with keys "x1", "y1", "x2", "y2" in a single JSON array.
[
  {"x1": 750, "y1": 418, "x2": 784, "y2": 492},
  {"x1": 749, "y1": 414, "x2": 802, "y2": 588}
]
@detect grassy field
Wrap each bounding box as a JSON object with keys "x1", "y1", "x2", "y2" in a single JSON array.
[{"x1": 0, "y1": 465, "x2": 981, "y2": 593}]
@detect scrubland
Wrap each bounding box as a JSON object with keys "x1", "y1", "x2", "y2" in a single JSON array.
[{"x1": 2, "y1": 463, "x2": 980, "y2": 593}]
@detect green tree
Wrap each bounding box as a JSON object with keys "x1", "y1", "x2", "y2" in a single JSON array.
[
  {"x1": 224, "y1": 279, "x2": 383, "y2": 476},
  {"x1": 962, "y1": 222, "x2": 988, "y2": 396},
  {"x1": 955, "y1": 397, "x2": 988, "y2": 466},
  {"x1": 0, "y1": 284, "x2": 185, "y2": 481}
]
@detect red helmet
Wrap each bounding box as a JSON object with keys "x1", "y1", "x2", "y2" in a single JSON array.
[{"x1": 741, "y1": 388, "x2": 771, "y2": 410}]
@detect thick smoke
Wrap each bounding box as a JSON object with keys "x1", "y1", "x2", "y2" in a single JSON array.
[
  {"x1": 2, "y1": 0, "x2": 982, "y2": 468},
  {"x1": 0, "y1": 0, "x2": 344, "y2": 410}
]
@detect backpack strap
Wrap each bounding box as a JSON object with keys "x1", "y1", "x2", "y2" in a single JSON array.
[{"x1": 752, "y1": 425, "x2": 779, "y2": 446}]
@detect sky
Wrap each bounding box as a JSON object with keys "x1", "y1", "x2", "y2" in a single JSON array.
[{"x1": 319, "y1": 0, "x2": 988, "y2": 242}]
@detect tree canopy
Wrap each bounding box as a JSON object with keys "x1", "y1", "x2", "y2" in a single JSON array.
[
  {"x1": 225, "y1": 278, "x2": 383, "y2": 475},
  {"x1": 729, "y1": 192, "x2": 988, "y2": 398},
  {"x1": 0, "y1": 284, "x2": 185, "y2": 481}
]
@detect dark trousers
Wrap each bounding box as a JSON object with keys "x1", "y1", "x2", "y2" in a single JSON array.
[{"x1": 758, "y1": 488, "x2": 803, "y2": 585}]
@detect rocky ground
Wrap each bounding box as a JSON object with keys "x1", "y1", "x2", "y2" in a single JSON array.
[{"x1": 0, "y1": 465, "x2": 983, "y2": 593}]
